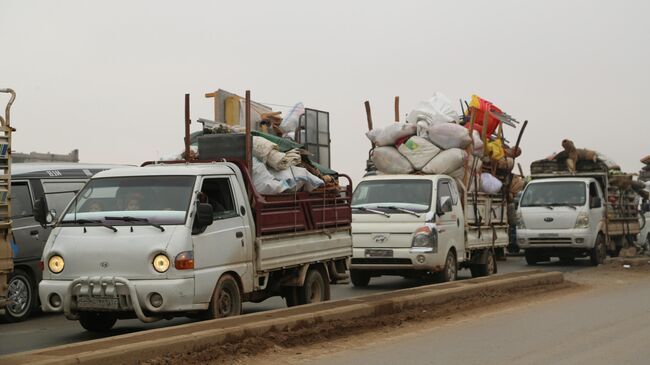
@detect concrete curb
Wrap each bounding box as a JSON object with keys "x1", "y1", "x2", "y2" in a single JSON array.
[{"x1": 1, "y1": 271, "x2": 563, "y2": 365}]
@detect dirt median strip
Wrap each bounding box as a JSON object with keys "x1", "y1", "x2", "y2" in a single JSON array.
[{"x1": 0, "y1": 271, "x2": 563, "y2": 365}]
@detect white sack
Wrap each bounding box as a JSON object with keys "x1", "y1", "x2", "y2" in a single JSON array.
[
  {"x1": 270, "y1": 165, "x2": 324, "y2": 192},
  {"x1": 279, "y1": 102, "x2": 305, "y2": 133},
  {"x1": 465, "y1": 155, "x2": 483, "y2": 192},
  {"x1": 405, "y1": 92, "x2": 460, "y2": 126},
  {"x1": 252, "y1": 136, "x2": 278, "y2": 163},
  {"x1": 427, "y1": 123, "x2": 472, "y2": 150},
  {"x1": 252, "y1": 157, "x2": 287, "y2": 194},
  {"x1": 422, "y1": 148, "x2": 467, "y2": 175},
  {"x1": 366, "y1": 123, "x2": 417, "y2": 147},
  {"x1": 480, "y1": 172, "x2": 503, "y2": 194},
  {"x1": 471, "y1": 130, "x2": 484, "y2": 157},
  {"x1": 397, "y1": 136, "x2": 441, "y2": 170},
  {"x1": 371, "y1": 146, "x2": 414, "y2": 174},
  {"x1": 448, "y1": 167, "x2": 465, "y2": 180}
]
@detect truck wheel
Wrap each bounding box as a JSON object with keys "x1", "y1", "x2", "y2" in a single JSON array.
[
  {"x1": 590, "y1": 234, "x2": 606, "y2": 266},
  {"x1": 525, "y1": 250, "x2": 539, "y2": 265},
  {"x1": 79, "y1": 312, "x2": 117, "y2": 332},
  {"x1": 208, "y1": 274, "x2": 242, "y2": 319},
  {"x1": 283, "y1": 287, "x2": 299, "y2": 307},
  {"x1": 298, "y1": 268, "x2": 330, "y2": 305},
  {"x1": 350, "y1": 270, "x2": 371, "y2": 287},
  {"x1": 435, "y1": 250, "x2": 457, "y2": 283},
  {"x1": 2, "y1": 269, "x2": 34, "y2": 323},
  {"x1": 471, "y1": 250, "x2": 497, "y2": 278}
]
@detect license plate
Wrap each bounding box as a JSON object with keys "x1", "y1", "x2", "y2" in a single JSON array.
[
  {"x1": 77, "y1": 296, "x2": 119, "y2": 310},
  {"x1": 365, "y1": 249, "x2": 393, "y2": 257}
]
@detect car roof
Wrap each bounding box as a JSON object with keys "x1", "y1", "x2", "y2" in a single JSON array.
[
  {"x1": 12, "y1": 163, "x2": 130, "y2": 178},
  {"x1": 93, "y1": 162, "x2": 237, "y2": 178}
]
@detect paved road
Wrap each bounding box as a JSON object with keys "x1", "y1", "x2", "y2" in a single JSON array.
[
  {"x1": 302, "y1": 267, "x2": 650, "y2": 365},
  {"x1": 0, "y1": 255, "x2": 591, "y2": 355}
]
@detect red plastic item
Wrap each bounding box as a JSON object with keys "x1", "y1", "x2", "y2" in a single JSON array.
[{"x1": 465, "y1": 96, "x2": 503, "y2": 137}]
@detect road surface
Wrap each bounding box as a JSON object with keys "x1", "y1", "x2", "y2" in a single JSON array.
[{"x1": 0, "y1": 255, "x2": 590, "y2": 355}]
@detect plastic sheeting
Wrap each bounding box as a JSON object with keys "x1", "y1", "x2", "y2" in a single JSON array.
[
  {"x1": 270, "y1": 165, "x2": 324, "y2": 192},
  {"x1": 480, "y1": 172, "x2": 503, "y2": 194}
]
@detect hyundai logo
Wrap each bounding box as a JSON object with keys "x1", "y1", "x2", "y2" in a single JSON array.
[
  {"x1": 373, "y1": 234, "x2": 389, "y2": 243},
  {"x1": 100, "y1": 261, "x2": 109, "y2": 268},
  {"x1": 544, "y1": 217, "x2": 554, "y2": 222}
]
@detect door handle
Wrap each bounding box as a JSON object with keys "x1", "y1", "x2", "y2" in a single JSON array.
[
  {"x1": 235, "y1": 231, "x2": 243, "y2": 238},
  {"x1": 30, "y1": 230, "x2": 39, "y2": 236}
]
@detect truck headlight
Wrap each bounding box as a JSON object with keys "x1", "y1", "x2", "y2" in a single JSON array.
[
  {"x1": 411, "y1": 226, "x2": 438, "y2": 252},
  {"x1": 48, "y1": 255, "x2": 65, "y2": 274},
  {"x1": 516, "y1": 211, "x2": 526, "y2": 229},
  {"x1": 574, "y1": 212, "x2": 589, "y2": 229},
  {"x1": 152, "y1": 254, "x2": 170, "y2": 273}
]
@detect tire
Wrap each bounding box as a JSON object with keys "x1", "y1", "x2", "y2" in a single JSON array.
[
  {"x1": 435, "y1": 250, "x2": 457, "y2": 283},
  {"x1": 590, "y1": 234, "x2": 607, "y2": 266},
  {"x1": 525, "y1": 250, "x2": 539, "y2": 265},
  {"x1": 470, "y1": 249, "x2": 497, "y2": 278},
  {"x1": 78, "y1": 312, "x2": 117, "y2": 332},
  {"x1": 207, "y1": 274, "x2": 242, "y2": 319},
  {"x1": 2, "y1": 270, "x2": 34, "y2": 323},
  {"x1": 350, "y1": 270, "x2": 371, "y2": 287},
  {"x1": 283, "y1": 286, "x2": 299, "y2": 307},
  {"x1": 297, "y1": 268, "x2": 330, "y2": 305}
]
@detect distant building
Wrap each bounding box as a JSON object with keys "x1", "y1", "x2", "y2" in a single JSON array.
[{"x1": 13, "y1": 149, "x2": 79, "y2": 163}]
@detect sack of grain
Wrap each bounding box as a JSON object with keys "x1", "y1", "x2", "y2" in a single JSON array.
[
  {"x1": 371, "y1": 146, "x2": 414, "y2": 174},
  {"x1": 366, "y1": 123, "x2": 417, "y2": 147},
  {"x1": 397, "y1": 136, "x2": 441, "y2": 170},
  {"x1": 422, "y1": 148, "x2": 467, "y2": 175},
  {"x1": 427, "y1": 123, "x2": 472, "y2": 150}
]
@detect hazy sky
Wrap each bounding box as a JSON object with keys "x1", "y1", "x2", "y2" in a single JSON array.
[{"x1": 1, "y1": 0, "x2": 648, "y2": 185}]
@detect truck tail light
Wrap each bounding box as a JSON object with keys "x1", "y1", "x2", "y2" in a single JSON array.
[{"x1": 175, "y1": 251, "x2": 194, "y2": 270}]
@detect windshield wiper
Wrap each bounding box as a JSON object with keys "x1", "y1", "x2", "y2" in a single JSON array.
[
  {"x1": 104, "y1": 216, "x2": 165, "y2": 232},
  {"x1": 65, "y1": 219, "x2": 117, "y2": 232},
  {"x1": 378, "y1": 206, "x2": 421, "y2": 218},
  {"x1": 352, "y1": 207, "x2": 391, "y2": 218}
]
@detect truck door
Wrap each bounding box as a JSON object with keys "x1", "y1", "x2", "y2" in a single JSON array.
[
  {"x1": 589, "y1": 181, "x2": 605, "y2": 236},
  {"x1": 436, "y1": 179, "x2": 462, "y2": 255},
  {"x1": 10, "y1": 181, "x2": 45, "y2": 266},
  {"x1": 192, "y1": 176, "x2": 247, "y2": 304}
]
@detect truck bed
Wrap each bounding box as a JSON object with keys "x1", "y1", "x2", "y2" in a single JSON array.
[
  {"x1": 464, "y1": 192, "x2": 509, "y2": 249},
  {"x1": 255, "y1": 228, "x2": 352, "y2": 272}
]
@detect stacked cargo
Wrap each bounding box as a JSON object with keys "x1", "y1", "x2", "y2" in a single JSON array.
[
  {"x1": 365, "y1": 93, "x2": 526, "y2": 201},
  {"x1": 640, "y1": 155, "x2": 650, "y2": 183}
]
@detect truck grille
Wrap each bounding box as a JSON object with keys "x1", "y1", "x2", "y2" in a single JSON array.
[
  {"x1": 351, "y1": 258, "x2": 413, "y2": 265},
  {"x1": 528, "y1": 237, "x2": 573, "y2": 244}
]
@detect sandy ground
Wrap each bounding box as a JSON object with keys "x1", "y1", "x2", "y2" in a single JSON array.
[{"x1": 140, "y1": 260, "x2": 650, "y2": 365}]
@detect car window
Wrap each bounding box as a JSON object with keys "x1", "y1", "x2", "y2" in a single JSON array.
[
  {"x1": 438, "y1": 181, "x2": 453, "y2": 212},
  {"x1": 11, "y1": 182, "x2": 33, "y2": 218},
  {"x1": 199, "y1": 177, "x2": 238, "y2": 220}
]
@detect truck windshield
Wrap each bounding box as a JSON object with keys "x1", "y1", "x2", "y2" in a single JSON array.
[
  {"x1": 61, "y1": 176, "x2": 195, "y2": 226},
  {"x1": 352, "y1": 180, "x2": 432, "y2": 212},
  {"x1": 520, "y1": 181, "x2": 586, "y2": 207}
]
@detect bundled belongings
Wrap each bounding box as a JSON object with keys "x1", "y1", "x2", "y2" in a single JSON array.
[
  {"x1": 640, "y1": 155, "x2": 650, "y2": 182},
  {"x1": 364, "y1": 92, "x2": 526, "y2": 198}
]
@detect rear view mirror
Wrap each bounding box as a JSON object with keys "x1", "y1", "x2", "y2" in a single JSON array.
[
  {"x1": 196, "y1": 203, "x2": 214, "y2": 228},
  {"x1": 590, "y1": 197, "x2": 602, "y2": 209},
  {"x1": 33, "y1": 196, "x2": 49, "y2": 228},
  {"x1": 437, "y1": 197, "x2": 453, "y2": 216}
]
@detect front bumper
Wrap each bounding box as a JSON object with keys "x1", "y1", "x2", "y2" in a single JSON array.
[
  {"x1": 350, "y1": 247, "x2": 444, "y2": 272},
  {"x1": 517, "y1": 228, "x2": 597, "y2": 249},
  {"x1": 40, "y1": 276, "x2": 198, "y2": 322}
]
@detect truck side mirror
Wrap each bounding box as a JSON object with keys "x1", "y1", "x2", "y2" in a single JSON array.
[
  {"x1": 33, "y1": 196, "x2": 50, "y2": 228},
  {"x1": 590, "y1": 197, "x2": 602, "y2": 209},
  {"x1": 437, "y1": 197, "x2": 452, "y2": 216},
  {"x1": 196, "y1": 203, "x2": 214, "y2": 228}
]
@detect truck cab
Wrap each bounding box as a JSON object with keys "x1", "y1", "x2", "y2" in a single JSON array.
[
  {"x1": 350, "y1": 174, "x2": 503, "y2": 286},
  {"x1": 516, "y1": 177, "x2": 606, "y2": 265}
]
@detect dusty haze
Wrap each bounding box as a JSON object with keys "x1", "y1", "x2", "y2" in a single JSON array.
[{"x1": 1, "y1": 0, "x2": 648, "y2": 184}]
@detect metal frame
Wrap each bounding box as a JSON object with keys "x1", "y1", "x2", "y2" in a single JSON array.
[{"x1": 298, "y1": 108, "x2": 331, "y2": 168}]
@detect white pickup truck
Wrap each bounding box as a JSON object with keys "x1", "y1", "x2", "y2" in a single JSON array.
[
  {"x1": 349, "y1": 174, "x2": 508, "y2": 286},
  {"x1": 517, "y1": 159, "x2": 640, "y2": 265},
  {"x1": 36, "y1": 161, "x2": 352, "y2": 331}
]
